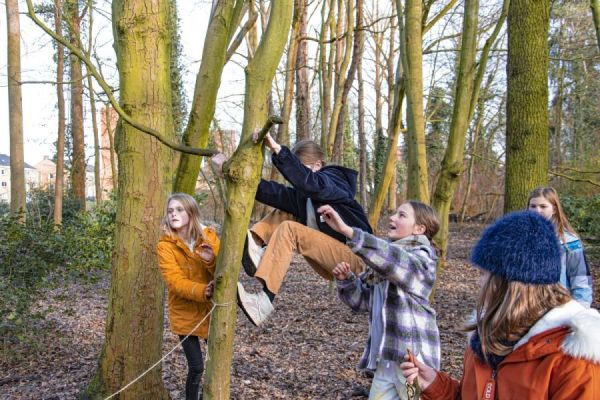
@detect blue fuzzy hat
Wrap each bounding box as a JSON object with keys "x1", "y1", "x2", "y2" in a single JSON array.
[{"x1": 470, "y1": 211, "x2": 561, "y2": 284}]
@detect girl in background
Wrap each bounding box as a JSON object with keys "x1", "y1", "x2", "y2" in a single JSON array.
[
  {"x1": 319, "y1": 201, "x2": 441, "y2": 400},
  {"x1": 528, "y1": 186, "x2": 593, "y2": 307},
  {"x1": 400, "y1": 211, "x2": 600, "y2": 399},
  {"x1": 156, "y1": 193, "x2": 220, "y2": 400}
]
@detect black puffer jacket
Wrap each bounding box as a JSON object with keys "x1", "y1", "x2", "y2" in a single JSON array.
[{"x1": 255, "y1": 146, "x2": 372, "y2": 242}]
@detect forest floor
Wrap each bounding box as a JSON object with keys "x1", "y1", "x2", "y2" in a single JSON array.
[{"x1": 1, "y1": 223, "x2": 599, "y2": 399}]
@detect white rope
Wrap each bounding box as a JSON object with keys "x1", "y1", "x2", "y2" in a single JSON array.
[{"x1": 103, "y1": 299, "x2": 233, "y2": 400}]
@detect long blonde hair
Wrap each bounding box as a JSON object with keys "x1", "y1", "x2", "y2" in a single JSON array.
[
  {"x1": 464, "y1": 274, "x2": 571, "y2": 360},
  {"x1": 160, "y1": 193, "x2": 205, "y2": 242},
  {"x1": 527, "y1": 187, "x2": 576, "y2": 242}
]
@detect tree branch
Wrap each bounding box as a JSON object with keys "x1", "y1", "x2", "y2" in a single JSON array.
[
  {"x1": 549, "y1": 171, "x2": 600, "y2": 187},
  {"x1": 25, "y1": 0, "x2": 217, "y2": 157}
]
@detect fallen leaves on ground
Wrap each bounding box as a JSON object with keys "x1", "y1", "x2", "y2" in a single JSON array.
[{"x1": 1, "y1": 224, "x2": 598, "y2": 399}]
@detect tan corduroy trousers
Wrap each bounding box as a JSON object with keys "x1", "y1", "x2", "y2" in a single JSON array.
[{"x1": 251, "y1": 210, "x2": 365, "y2": 294}]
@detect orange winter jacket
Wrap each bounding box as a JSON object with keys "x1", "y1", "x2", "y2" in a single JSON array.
[
  {"x1": 156, "y1": 227, "x2": 220, "y2": 338},
  {"x1": 423, "y1": 301, "x2": 600, "y2": 400}
]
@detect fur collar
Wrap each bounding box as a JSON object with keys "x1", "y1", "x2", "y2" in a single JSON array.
[{"x1": 514, "y1": 300, "x2": 600, "y2": 364}]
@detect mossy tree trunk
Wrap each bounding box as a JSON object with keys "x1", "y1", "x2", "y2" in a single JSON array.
[
  {"x1": 430, "y1": 0, "x2": 479, "y2": 262},
  {"x1": 65, "y1": 0, "x2": 86, "y2": 209},
  {"x1": 5, "y1": 0, "x2": 26, "y2": 217},
  {"x1": 53, "y1": 0, "x2": 66, "y2": 226},
  {"x1": 202, "y1": 2, "x2": 293, "y2": 399},
  {"x1": 403, "y1": 0, "x2": 429, "y2": 202},
  {"x1": 504, "y1": 0, "x2": 550, "y2": 212},
  {"x1": 592, "y1": 0, "x2": 600, "y2": 51},
  {"x1": 174, "y1": 0, "x2": 243, "y2": 194},
  {"x1": 295, "y1": 0, "x2": 310, "y2": 141},
  {"x1": 83, "y1": 0, "x2": 175, "y2": 398}
]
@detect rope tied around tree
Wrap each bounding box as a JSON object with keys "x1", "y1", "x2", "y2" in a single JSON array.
[{"x1": 103, "y1": 299, "x2": 234, "y2": 400}]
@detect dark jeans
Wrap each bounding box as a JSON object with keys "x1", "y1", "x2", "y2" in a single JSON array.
[{"x1": 179, "y1": 335, "x2": 204, "y2": 400}]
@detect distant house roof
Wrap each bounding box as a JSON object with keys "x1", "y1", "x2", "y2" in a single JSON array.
[{"x1": 0, "y1": 153, "x2": 35, "y2": 169}]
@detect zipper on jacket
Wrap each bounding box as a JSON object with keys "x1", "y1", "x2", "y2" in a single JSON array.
[{"x1": 482, "y1": 369, "x2": 496, "y2": 400}]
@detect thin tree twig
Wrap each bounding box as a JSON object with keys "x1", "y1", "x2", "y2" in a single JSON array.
[
  {"x1": 24, "y1": 0, "x2": 217, "y2": 157},
  {"x1": 549, "y1": 171, "x2": 600, "y2": 187}
]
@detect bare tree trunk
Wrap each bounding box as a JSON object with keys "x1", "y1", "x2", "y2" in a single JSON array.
[
  {"x1": 86, "y1": 0, "x2": 102, "y2": 204},
  {"x1": 319, "y1": 0, "x2": 334, "y2": 152},
  {"x1": 105, "y1": 104, "x2": 118, "y2": 194},
  {"x1": 431, "y1": 0, "x2": 479, "y2": 262},
  {"x1": 5, "y1": 0, "x2": 26, "y2": 217},
  {"x1": 386, "y1": 5, "x2": 398, "y2": 212},
  {"x1": 295, "y1": 0, "x2": 310, "y2": 141},
  {"x1": 66, "y1": 0, "x2": 86, "y2": 209},
  {"x1": 203, "y1": 4, "x2": 293, "y2": 398},
  {"x1": 328, "y1": 0, "x2": 354, "y2": 163},
  {"x1": 332, "y1": 0, "x2": 362, "y2": 163},
  {"x1": 592, "y1": 0, "x2": 600, "y2": 51},
  {"x1": 277, "y1": 0, "x2": 304, "y2": 145},
  {"x1": 402, "y1": 0, "x2": 429, "y2": 202},
  {"x1": 504, "y1": 0, "x2": 550, "y2": 212},
  {"x1": 357, "y1": 16, "x2": 367, "y2": 208},
  {"x1": 174, "y1": 0, "x2": 243, "y2": 194},
  {"x1": 53, "y1": 0, "x2": 66, "y2": 226},
  {"x1": 84, "y1": 0, "x2": 175, "y2": 398}
]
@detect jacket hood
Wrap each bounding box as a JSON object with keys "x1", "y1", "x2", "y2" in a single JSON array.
[
  {"x1": 514, "y1": 300, "x2": 600, "y2": 364},
  {"x1": 321, "y1": 165, "x2": 358, "y2": 196}
]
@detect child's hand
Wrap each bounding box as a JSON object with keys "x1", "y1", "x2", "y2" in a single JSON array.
[
  {"x1": 210, "y1": 153, "x2": 227, "y2": 178},
  {"x1": 254, "y1": 132, "x2": 281, "y2": 154},
  {"x1": 197, "y1": 243, "x2": 215, "y2": 263},
  {"x1": 205, "y1": 281, "x2": 215, "y2": 299},
  {"x1": 332, "y1": 262, "x2": 352, "y2": 280},
  {"x1": 400, "y1": 353, "x2": 437, "y2": 391},
  {"x1": 317, "y1": 205, "x2": 353, "y2": 238}
]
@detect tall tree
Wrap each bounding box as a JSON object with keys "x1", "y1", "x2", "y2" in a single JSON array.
[
  {"x1": 504, "y1": 0, "x2": 550, "y2": 212},
  {"x1": 592, "y1": 0, "x2": 600, "y2": 51},
  {"x1": 295, "y1": 0, "x2": 310, "y2": 141},
  {"x1": 84, "y1": 0, "x2": 176, "y2": 397},
  {"x1": 5, "y1": 0, "x2": 26, "y2": 217},
  {"x1": 203, "y1": 4, "x2": 293, "y2": 398},
  {"x1": 403, "y1": 0, "x2": 429, "y2": 202},
  {"x1": 85, "y1": 0, "x2": 102, "y2": 204},
  {"x1": 430, "y1": 0, "x2": 479, "y2": 262},
  {"x1": 65, "y1": 0, "x2": 86, "y2": 209},
  {"x1": 53, "y1": 0, "x2": 66, "y2": 226},
  {"x1": 173, "y1": 0, "x2": 244, "y2": 194}
]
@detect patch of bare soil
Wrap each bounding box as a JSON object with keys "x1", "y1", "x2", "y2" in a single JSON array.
[{"x1": 1, "y1": 223, "x2": 599, "y2": 399}]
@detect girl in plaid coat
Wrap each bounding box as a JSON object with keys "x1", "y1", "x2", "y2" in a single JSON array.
[{"x1": 318, "y1": 201, "x2": 441, "y2": 400}]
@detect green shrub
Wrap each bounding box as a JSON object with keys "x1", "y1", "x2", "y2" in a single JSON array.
[
  {"x1": 0, "y1": 192, "x2": 115, "y2": 338},
  {"x1": 561, "y1": 194, "x2": 600, "y2": 257}
]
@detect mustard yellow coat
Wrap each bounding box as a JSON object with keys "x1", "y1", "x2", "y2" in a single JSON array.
[{"x1": 156, "y1": 227, "x2": 220, "y2": 338}]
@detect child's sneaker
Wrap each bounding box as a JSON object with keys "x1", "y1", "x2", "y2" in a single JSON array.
[
  {"x1": 237, "y1": 282, "x2": 274, "y2": 326},
  {"x1": 242, "y1": 230, "x2": 264, "y2": 277}
]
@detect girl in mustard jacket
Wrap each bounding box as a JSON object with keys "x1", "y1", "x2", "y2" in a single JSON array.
[
  {"x1": 401, "y1": 211, "x2": 600, "y2": 400},
  {"x1": 157, "y1": 193, "x2": 220, "y2": 400}
]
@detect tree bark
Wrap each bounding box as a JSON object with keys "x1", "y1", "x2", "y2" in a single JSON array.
[
  {"x1": 328, "y1": 0, "x2": 354, "y2": 163},
  {"x1": 403, "y1": 0, "x2": 429, "y2": 202},
  {"x1": 174, "y1": 0, "x2": 241, "y2": 194},
  {"x1": 295, "y1": 0, "x2": 310, "y2": 141},
  {"x1": 86, "y1": 0, "x2": 102, "y2": 204},
  {"x1": 591, "y1": 0, "x2": 600, "y2": 51},
  {"x1": 202, "y1": 2, "x2": 293, "y2": 399},
  {"x1": 431, "y1": 0, "x2": 479, "y2": 262},
  {"x1": 83, "y1": 0, "x2": 175, "y2": 398},
  {"x1": 504, "y1": 0, "x2": 550, "y2": 212},
  {"x1": 66, "y1": 0, "x2": 86, "y2": 210},
  {"x1": 5, "y1": 0, "x2": 26, "y2": 217},
  {"x1": 319, "y1": 0, "x2": 334, "y2": 152},
  {"x1": 54, "y1": 0, "x2": 66, "y2": 226},
  {"x1": 357, "y1": 15, "x2": 367, "y2": 208}
]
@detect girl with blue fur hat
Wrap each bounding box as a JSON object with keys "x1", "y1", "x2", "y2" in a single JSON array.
[
  {"x1": 400, "y1": 211, "x2": 600, "y2": 400},
  {"x1": 528, "y1": 186, "x2": 593, "y2": 307}
]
